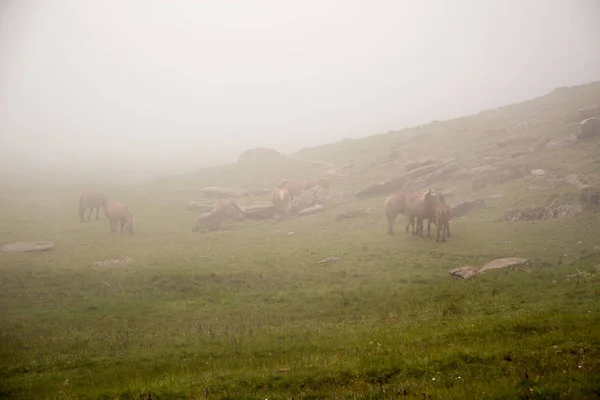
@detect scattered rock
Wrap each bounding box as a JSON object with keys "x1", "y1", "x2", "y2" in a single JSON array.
[
  {"x1": 298, "y1": 204, "x2": 325, "y2": 216},
  {"x1": 336, "y1": 208, "x2": 372, "y2": 220},
  {"x1": 531, "y1": 169, "x2": 546, "y2": 176},
  {"x1": 543, "y1": 135, "x2": 577, "y2": 149},
  {"x1": 487, "y1": 194, "x2": 504, "y2": 200},
  {"x1": 576, "y1": 117, "x2": 600, "y2": 141},
  {"x1": 1, "y1": 241, "x2": 55, "y2": 253},
  {"x1": 449, "y1": 266, "x2": 478, "y2": 280},
  {"x1": 449, "y1": 257, "x2": 529, "y2": 279},
  {"x1": 405, "y1": 158, "x2": 436, "y2": 172},
  {"x1": 200, "y1": 186, "x2": 249, "y2": 198},
  {"x1": 318, "y1": 256, "x2": 340, "y2": 264},
  {"x1": 472, "y1": 163, "x2": 529, "y2": 190},
  {"x1": 451, "y1": 199, "x2": 486, "y2": 217},
  {"x1": 91, "y1": 257, "x2": 133, "y2": 268},
  {"x1": 500, "y1": 200, "x2": 583, "y2": 222},
  {"x1": 342, "y1": 161, "x2": 355, "y2": 170}
]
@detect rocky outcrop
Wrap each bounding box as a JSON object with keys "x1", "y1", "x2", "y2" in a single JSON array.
[
  {"x1": 193, "y1": 201, "x2": 246, "y2": 232},
  {"x1": 577, "y1": 104, "x2": 600, "y2": 120},
  {"x1": 565, "y1": 175, "x2": 599, "y2": 205},
  {"x1": 500, "y1": 200, "x2": 583, "y2": 222},
  {"x1": 200, "y1": 186, "x2": 249, "y2": 198},
  {"x1": 356, "y1": 159, "x2": 461, "y2": 198},
  {"x1": 187, "y1": 201, "x2": 214, "y2": 212},
  {"x1": 241, "y1": 204, "x2": 277, "y2": 220},
  {"x1": 472, "y1": 163, "x2": 529, "y2": 190},
  {"x1": 449, "y1": 257, "x2": 529, "y2": 279},
  {"x1": 576, "y1": 117, "x2": 600, "y2": 141},
  {"x1": 291, "y1": 186, "x2": 357, "y2": 213},
  {"x1": 2, "y1": 241, "x2": 55, "y2": 253},
  {"x1": 238, "y1": 147, "x2": 285, "y2": 163},
  {"x1": 451, "y1": 199, "x2": 486, "y2": 217}
]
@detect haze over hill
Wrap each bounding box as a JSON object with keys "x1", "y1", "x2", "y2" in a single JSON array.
[{"x1": 0, "y1": 0, "x2": 598, "y2": 177}]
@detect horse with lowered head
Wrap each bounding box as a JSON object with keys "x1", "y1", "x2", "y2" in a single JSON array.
[
  {"x1": 106, "y1": 201, "x2": 135, "y2": 235},
  {"x1": 79, "y1": 192, "x2": 107, "y2": 222}
]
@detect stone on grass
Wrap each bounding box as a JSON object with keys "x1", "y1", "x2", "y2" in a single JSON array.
[
  {"x1": 1, "y1": 241, "x2": 55, "y2": 253},
  {"x1": 449, "y1": 257, "x2": 529, "y2": 279}
]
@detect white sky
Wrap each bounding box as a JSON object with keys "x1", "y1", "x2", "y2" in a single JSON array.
[{"x1": 0, "y1": 0, "x2": 598, "y2": 174}]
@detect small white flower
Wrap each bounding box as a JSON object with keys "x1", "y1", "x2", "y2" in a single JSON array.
[{"x1": 432, "y1": 377, "x2": 436, "y2": 381}]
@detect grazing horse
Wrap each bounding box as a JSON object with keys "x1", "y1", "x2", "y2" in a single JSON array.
[
  {"x1": 106, "y1": 202, "x2": 135, "y2": 235},
  {"x1": 271, "y1": 187, "x2": 291, "y2": 221},
  {"x1": 78, "y1": 192, "x2": 107, "y2": 222},
  {"x1": 277, "y1": 178, "x2": 329, "y2": 201},
  {"x1": 384, "y1": 189, "x2": 435, "y2": 237}
]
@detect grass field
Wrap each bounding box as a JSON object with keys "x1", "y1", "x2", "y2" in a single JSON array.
[{"x1": 1, "y1": 82, "x2": 600, "y2": 399}]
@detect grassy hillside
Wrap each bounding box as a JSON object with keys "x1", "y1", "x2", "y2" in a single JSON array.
[{"x1": 1, "y1": 81, "x2": 600, "y2": 399}]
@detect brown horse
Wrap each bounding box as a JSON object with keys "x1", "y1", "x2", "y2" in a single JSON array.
[
  {"x1": 411, "y1": 191, "x2": 452, "y2": 239},
  {"x1": 78, "y1": 192, "x2": 107, "y2": 222},
  {"x1": 106, "y1": 202, "x2": 135, "y2": 235},
  {"x1": 271, "y1": 187, "x2": 291, "y2": 221},
  {"x1": 384, "y1": 189, "x2": 435, "y2": 237},
  {"x1": 277, "y1": 178, "x2": 329, "y2": 201}
]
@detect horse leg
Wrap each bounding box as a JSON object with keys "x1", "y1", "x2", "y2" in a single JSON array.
[
  {"x1": 96, "y1": 207, "x2": 100, "y2": 219},
  {"x1": 446, "y1": 221, "x2": 451, "y2": 237},
  {"x1": 110, "y1": 219, "x2": 114, "y2": 233},
  {"x1": 386, "y1": 212, "x2": 395, "y2": 236},
  {"x1": 87, "y1": 208, "x2": 93, "y2": 221},
  {"x1": 427, "y1": 218, "x2": 432, "y2": 238},
  {"x1": 79, "y1": 207, "x2": 84, "y2": 222}
]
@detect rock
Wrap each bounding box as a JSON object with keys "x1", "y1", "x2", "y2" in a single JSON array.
[
  {"x1": 531, "y1": 169, "x2": 546, "y2": 176},
  {"x1": 565, "y1": 175, "x2": 599, "y2": 205},
  {"x1": 542, "y1": 134, "x2": 578, "y2": 148},
  {"x1": 292, "y1": 186, "x2": 357, "y2": 213},
  {"x1": 193, "y1": 201, "x2": 246, "y2": 232},
  {"x1": 200, "y1": 186, "x2": 249, "y2": 198},
  {"x1": 298, "y1": 204, "x2": 325, "y2": 216},
  {"x1": 487, "y1": 194, "x2": 504, "y2": 200},
  {"x1": 91, "y1": 257, "x2": 133, "y2": 268},
  {"x1": 449, "y1": 257, "x2": 529, "y2": 279},
  {"x1": 356, "y1": 159, "x2": 460, "y2": 198},
  {"x1": 318, "y1": 256, "x2": 340, "y2": 264},
  {"x1": 238, "y1": 147, "x2": 285, "y2": 163},
  {"x1": 449, "y1": 266, "x2": 478, "y2": 280},
  {"x1": 576, "y1": 117, "x2": 600, "y2": 141},
  {"x1": 241, "y1": 204, "x2": 277, "y2": 220},
  {"x1": 578, "y1": 104, "x2": 600, "y2": 120},
  {"x1": 451, "y1": 199, "x2": 486, "y2": 217},
  {"x1": 335, "y1": 208, "x2": 372, "y2": 220},
  {"x1": 342, "y1": 161, "x2": 355, "y2": 169},
  {"x1": 247, "y1": 188, "x2": 272, "y2": 196},
  {"x1": 405, "y1": 158, "x2": 436, "y2": 171},
  {"x1": 1, "y1": 241, "x2": 55, "y2": 253},
  {"x1": 472, "y1": 163, "x2": 529, "y2": 190},
  {"x1": 501, "y1": 200, "x2": 583, "y2": 222},
  {"x1": 478, "y1": 257, "x2": 529, "y2": 273},
  {"x1": 187, "y1": 201, "x2": 214, "y2": 213}
]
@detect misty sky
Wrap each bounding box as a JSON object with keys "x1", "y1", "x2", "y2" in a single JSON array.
[{"x1": 0, "y1": 0, "x2": 598, "y2": 174}]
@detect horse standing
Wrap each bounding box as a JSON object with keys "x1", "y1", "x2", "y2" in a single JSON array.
[{"x1": 106, "y1": 201, "x2": 135, "y2": 235}]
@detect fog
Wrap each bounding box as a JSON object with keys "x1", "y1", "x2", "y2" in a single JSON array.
[{"x1": 0, "y1": 0, "x2": 598, "y2": 177}]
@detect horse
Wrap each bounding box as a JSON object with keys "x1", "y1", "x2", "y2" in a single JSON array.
[
  {"x1": 78, "y1": 192, "x2": 107, "y2": 222},
  {"x1": 106, "y1": 201, "x2": 135, "y2": 235}
]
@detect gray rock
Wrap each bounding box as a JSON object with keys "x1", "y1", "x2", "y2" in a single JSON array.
[
  {"x1": 449, "y1": 257, "x2": 529, "y2": 279},
  {"x1": 2, "y1": 241, "x2": 55, "y2": 253},
  {"x1": 451, "y1": 199, "x2": 486, "y2": 217},
  {"x1": 501, "y1": 200, "x2": 583, "y2": 222},
  {"x1": 576, "y1": 117, "x2": 600, "y2": 141},
  {"x1": 298, "y1": 204, "x2": 325, "y2": 216},
  {"x1": 200, "y1": 186, "x2": 249, "y2": 198}
]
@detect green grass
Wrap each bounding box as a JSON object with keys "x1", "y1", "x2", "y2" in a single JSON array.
[{"x1": 1, "y1": 81, "x2": 600, "y2": 399}]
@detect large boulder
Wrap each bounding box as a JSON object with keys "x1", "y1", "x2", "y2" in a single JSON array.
[
  {"x1": 291, "y1": 186, "x2": 357, "y2": 213},
  {"x1": 241, "y1": 203, "x2": 277, "y2": 220},
  {"x1": 576, "y1": 117, "x2": 600, "y2": 141},
  {"x1": 451, "y1": 199, "x2": 486, "y2": 217},
  {"x1": 2, "y1": 241, "x2": 55, "y2": 253},
  {"x1": 193, "y1": 201, "x2": 246, "y2": 232},
  {"x1": 578, "y1": 104, "x2": 600, "y2": 120},
  {"x1": 449, "y1": 257, "x2": 529, "y2": 280}
]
